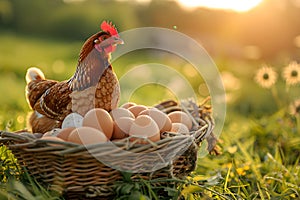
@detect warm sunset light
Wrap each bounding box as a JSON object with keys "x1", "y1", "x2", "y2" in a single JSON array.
[{"x1": 177, "y1": 0, "x2": 264, "y2": 12}]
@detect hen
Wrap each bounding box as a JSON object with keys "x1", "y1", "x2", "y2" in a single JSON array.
[{"x1": 25, "y1": 21, "x2": 123, "y2": 133}]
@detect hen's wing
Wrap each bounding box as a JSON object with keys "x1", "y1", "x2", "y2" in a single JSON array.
[
  {"x1": 26, "y1": 80, "x2": 58, "y2": 109},
  {"x1": 34, "y1": 81, "x2": 73, "y2": 121}
]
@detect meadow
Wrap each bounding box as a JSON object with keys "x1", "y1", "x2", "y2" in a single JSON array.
[{"x1": 0, "y1": 31, "x2": 299, "y2": 200}]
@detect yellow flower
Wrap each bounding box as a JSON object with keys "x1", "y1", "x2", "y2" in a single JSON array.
[
  {"x1": 227, "y1": 145, "x2": 238, "y2": 154},
  {"x1": 236, "y1": 165, "x2": 250, "y2": 176},
  {"x1": 236, "y1": 167, "x2": 246, "y2": 176},
  {"x1": 255, "y1": 65, "x2": 278, "y2": 89},
  {"x1": 282, "y1": 61, "x2": 300, "y2": 86},
  {"x1": 222, "y1": 162, "x2": 233, "y2": 169},
  {"x1": 289, "y1": 98, "x2": 300, "y2": 116}
]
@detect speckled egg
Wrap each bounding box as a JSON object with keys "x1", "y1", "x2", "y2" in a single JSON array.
[{"x1": 62, "y1": 113, "x2": 83, "y2": 129}]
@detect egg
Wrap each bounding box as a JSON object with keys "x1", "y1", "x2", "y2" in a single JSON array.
[
  {"x1": 110, "y1": 108, "x2": 135, "y2": 120},
  {"x1": 43, "y1": 128, "x2": 62, "y2": 137},
  {"x1": 56, "y1": 127, "x2": 75, "y2": 141},
  {"x1": 129, "y1": 115, "x2": 160, "y2": 144},
  {"x1": 68, "y1": 127, "x2": 108, "y2": 145},
  {"x1": 128, "y1": 105, "x2": 148, "y2": 117},
  {"x1": 112, "y1": 117, "x2": 134, "y2": 139},
  {"x1": 139, "y1": 108, "x2": 172, "y2": 133},
  {"x1": 171, "y1": 123, "x2": 190, "y2": 134},
  {"x1": 168, "y1": 111, "x2": 193, "y2": 130},
  {"x1": 121, "y1": 102, "x2": 137, "y2": 109},
  {"x1": 82, "y1": 108, "x2": 113, "y2": 139},
  {"x1": 62, "y1": 113, "x2": 83, "y2": 129}
]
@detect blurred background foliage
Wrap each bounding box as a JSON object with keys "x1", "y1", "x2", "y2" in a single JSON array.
[{"x1": 1, "y1": 0, "x2": 300, "y2": 58}]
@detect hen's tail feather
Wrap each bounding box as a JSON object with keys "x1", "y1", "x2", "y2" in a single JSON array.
[{"x1": 26, "y1": 67, "x2": 45, "y2": 84}]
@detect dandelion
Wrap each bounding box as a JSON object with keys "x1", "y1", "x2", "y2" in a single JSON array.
[
  {"x1": 236, "y1": 164, "x2": 250, "y2": 176},
  {"x1": 255, "y1": 65, "x2": 278, "y2": 89},
  {"x1": 282, "y1": 61, "x2": 300, "y2": 86},
  {"x1": 289, "y1": 98, "x2": 300, "y2": 116},
  {"x1": 236, "y1": 168, "x2": 247, "y2": 176}
]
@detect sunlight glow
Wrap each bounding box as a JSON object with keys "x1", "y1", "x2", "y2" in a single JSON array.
[{"x1": 177, "y1": 0, "x2": 263, "y2": 12}]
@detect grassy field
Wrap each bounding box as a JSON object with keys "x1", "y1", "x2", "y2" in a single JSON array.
[{"x1": 0, "y1": 32, "x2": 299, "y2": 199}]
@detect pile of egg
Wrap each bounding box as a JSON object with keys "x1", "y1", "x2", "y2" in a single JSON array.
[{"x1": 37, "y1": 102, "x2": 193, "y2": 145}]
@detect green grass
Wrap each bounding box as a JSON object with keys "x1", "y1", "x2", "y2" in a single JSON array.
[{"x1": 0, "y1": 33, "x2": 299, "y2": 199}]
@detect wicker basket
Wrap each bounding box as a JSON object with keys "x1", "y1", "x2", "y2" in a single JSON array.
[{"x1": 0, "y1": 99, "x2": 216, "y2": 199}]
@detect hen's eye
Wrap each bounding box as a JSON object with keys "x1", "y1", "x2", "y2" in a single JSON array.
[
  {"x1": 94, "y1": 39, "x2": 100, "y2": 44},
  {"x1": 100, "y1": 35, "x2": 109, "y2": 41}
]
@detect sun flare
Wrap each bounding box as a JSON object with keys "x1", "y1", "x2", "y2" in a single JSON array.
[{"x1": 177, "y1": 0, "x2": 263, "y2": 12}]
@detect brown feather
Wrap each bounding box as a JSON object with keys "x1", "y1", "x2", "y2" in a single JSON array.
[
  {"x1": 27, "y1": 111, "x2": 61, "y2": 133},
  {"x1": 79, "y1": 32, "x2": 107, "y2": 63},
  {"x1": 26, "y1": 80, "x2": 57, "y2": 108},
  {"x1": 38, "y1": 81, "x2": 73, "y2": 120}
]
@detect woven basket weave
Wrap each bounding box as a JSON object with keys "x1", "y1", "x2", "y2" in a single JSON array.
[{"x1": 0, "y1": 99, "x2": 216, "y2": 199}]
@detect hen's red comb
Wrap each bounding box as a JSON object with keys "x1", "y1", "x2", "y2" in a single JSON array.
[{"x1": 100, "y1": 21, "x2": 118, "y2": 36}]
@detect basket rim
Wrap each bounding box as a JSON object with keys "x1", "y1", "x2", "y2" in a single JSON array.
[
  {"x1": 0, "y1": 98, "x2": 215, "y2": 153},
  {"x1": 0, "y1": 120, "x2": 211, "y2": 153}
]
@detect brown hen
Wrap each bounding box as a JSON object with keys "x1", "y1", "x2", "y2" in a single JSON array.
[{"x1": 25, "y1": 21, "x2": 123, "y2": 133}]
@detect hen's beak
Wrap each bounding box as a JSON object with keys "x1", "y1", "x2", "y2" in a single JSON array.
[
  {"x1": 111, "y1": 36, "x2": 124, "y2": 45},
  {"x1": 99, "y1": 36, "x2": 124, "y2": 48}
]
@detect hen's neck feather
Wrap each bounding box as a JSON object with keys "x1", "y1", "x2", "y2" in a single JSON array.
[{"x1": 69, "y1": 48, "x2": 111, "y2": 91}]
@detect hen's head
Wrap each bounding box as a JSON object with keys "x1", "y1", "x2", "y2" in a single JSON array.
[{"x1": 79, "y1": 21, "x2": 123, "y2": 62}]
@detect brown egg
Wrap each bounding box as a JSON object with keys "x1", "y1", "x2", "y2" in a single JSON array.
[
  {"x1": 121, "y1": 102, "x2": 137, "y2": 109},
  {"x1": 82, "y1": 108, "x2": 113, "y2": 139},
  {"x1": 128, "y1": 105, "x2": 148, "y2": 117},
  {"x1": 112, "y1": 117, "x2": 134, "y2": 139},
  {"x1": 139, "y1": 108, "x2": 172, "y2": 133},
  {"x1": 168, "y1": 111, "x2": 193, "y2": 130},
  {"x1": 129, "y1": 115, "x2": 160, "y2": 144},
  {"x1": 110, "y1": 108, "x2": 135, "y2": 120},
  {"x1": 57, "y1": 127, "x2": 75, "y2": 141},
  {"x1": 43, "y1": 128, "x2": 61, "y2": 137},
  {"x1": 68, "y1": 127, "x2": 108, "y2": 145},
  {"x1": 171, "y1": 123, "x2": 189, "y2": 134}
]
